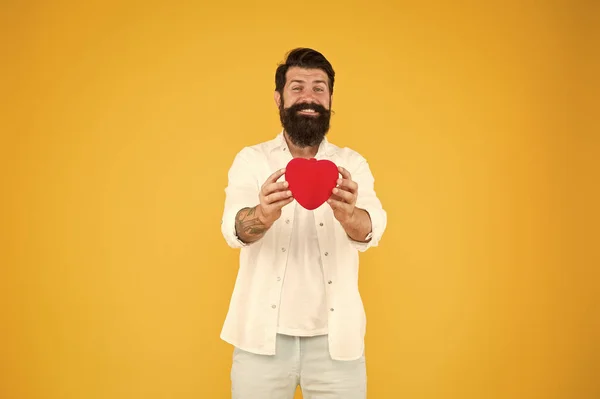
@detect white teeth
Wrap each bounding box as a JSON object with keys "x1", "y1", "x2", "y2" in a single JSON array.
[{"x1": 301, "y1": 109, "x2": 315, "y2": 112}]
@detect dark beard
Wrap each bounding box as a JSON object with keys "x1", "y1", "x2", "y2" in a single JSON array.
[{"x1": 279, "y1": 101, "x2": 331, "y2": 147}]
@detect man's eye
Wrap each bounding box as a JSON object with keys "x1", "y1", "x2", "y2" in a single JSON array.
[
  {"x1": 292, "y1": 87, "x2": 302, "y2": 91},
  {"x1": 314, "y1": 87, "x2": 324, "y2": 92}
]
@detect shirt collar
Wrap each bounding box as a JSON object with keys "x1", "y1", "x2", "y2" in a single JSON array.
[{"x1": 269, "y1": 130, "x2": 337, "y2": 158}]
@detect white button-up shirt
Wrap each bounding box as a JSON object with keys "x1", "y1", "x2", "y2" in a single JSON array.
[{"x1": 220, "y1": 132, "x2": 387, "y2": 361}]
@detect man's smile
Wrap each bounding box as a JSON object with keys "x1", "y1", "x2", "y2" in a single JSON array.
[{"x1": 298, "y1": 108, "x2": 319, "y2": 116}]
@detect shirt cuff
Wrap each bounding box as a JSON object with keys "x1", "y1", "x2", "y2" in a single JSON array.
[
  {"x1": 221, "y1": 207, "x2": 251, "y2": 249},
  {"x1": 347, "y1": 207, "x2": 386, "y2": 252}
]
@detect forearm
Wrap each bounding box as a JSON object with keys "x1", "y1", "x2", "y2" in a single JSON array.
[
  {"x1": 235, "y1": 206, "x2": 270, "y2": 244},
  {"x1": 341, "y1": 207, "x2": 372, "y2": 243}
]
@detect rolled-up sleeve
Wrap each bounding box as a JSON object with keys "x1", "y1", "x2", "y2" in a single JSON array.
[
  {"x1": 221, "y1": 148, "x2": 260, "y2": 248},
  {"x1": 347, "y1": 156, "x2": 387, "y2": 252}
]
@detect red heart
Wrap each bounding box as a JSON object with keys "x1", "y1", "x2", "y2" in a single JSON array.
[{"x1": 285, "y1": 158, "x2": 339, "y2": 210}]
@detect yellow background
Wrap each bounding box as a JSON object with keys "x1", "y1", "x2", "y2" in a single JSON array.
[{"x1": 1, "y1": 1, "x2": 598, "y2": 398}]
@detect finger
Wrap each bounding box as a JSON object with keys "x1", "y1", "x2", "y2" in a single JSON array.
[
  {"x1": 262, "y1": 180, "x2": 289, "y2": 196},
  {"x1": 336, "y1": 177, "x2": 358, "y2": 194},
  {"x1": 338, "y1": 166, "x2": 352, "y2": 181},
  {"x1": 332, "y1": 187, "x2": 355, "y2": 204},
  {"x1": 327, "y1": 197, "x2": 353, "y2": 213},
  {"x1": 263, "y1": 190, "x2": 292, "y2": 204},
  {"x1": 265, "y1": 196, "x2": 294, "y2": 211},
  {"x1": 329, "y1": 193, "x2": 344, "y2": 202},
  {"x1": 263, "y1": 168, "x2": 287, "y2": 188}
]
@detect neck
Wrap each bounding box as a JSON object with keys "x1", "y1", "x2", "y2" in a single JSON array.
[{"x1": 284, "y1": 132, "x2": 320, "y2": 159}]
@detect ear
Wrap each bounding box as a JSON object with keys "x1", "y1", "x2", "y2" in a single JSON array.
[{"x1": 274, "y1": 91, "x2": 282, "y2": 108}]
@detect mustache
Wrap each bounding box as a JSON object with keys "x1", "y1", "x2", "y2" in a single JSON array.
[{"x1": 285, "y1": 102, "x2": 330, "y2": 115}]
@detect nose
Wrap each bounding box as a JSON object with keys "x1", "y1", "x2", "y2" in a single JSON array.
[{"x1": 299, "y1": 90, "x2": 318, "y2": 103}]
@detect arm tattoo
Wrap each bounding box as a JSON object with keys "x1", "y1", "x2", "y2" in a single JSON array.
[{"x1": 235, "y1": 207, "x2": 268, "y2": 242}]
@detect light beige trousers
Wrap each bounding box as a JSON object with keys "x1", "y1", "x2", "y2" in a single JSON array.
[{"x1": 231, "y1": 334, "x2": 367, "y2": 399}]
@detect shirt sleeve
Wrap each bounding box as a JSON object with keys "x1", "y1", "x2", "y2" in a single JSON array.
[
  {"x1": 347, "y1": 155, "x2": 387, "y2": 252},
  {"x1": 221, "y1": 148, "x2": 261, "y2": 249}
]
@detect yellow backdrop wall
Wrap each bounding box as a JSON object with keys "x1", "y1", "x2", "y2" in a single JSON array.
[{"x1": 1, "y1": 1, "x2": 598, "y2": 398}]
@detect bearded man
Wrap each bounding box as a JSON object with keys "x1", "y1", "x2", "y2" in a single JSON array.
[{"x1": 220, "y1": 47, "x2": 387, "y2": 399}]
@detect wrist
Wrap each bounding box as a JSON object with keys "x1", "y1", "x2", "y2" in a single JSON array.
[
  {"x1": 341, "y1": 208, "x2": 372, "y2": 242},
  {"x1": 255, "y1": 205, "x2": 272, "y2": 229},
  {"x1": 341, "y1": 210, "x2": 357, "y2": 230}
]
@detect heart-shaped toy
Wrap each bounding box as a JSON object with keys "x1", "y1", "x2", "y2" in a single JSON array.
[{"x1": 285, "y1": 158, "x2": 339, "y2": 210}]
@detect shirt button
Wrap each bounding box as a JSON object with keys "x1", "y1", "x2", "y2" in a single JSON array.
[
  {"x1": 328, "y1": 280, "x2": 332, "y2": 284},
  {"x1": 272, "y1": 305, "x2": 277, "y2": 309},
  {"x1": 277, "y1": 277, "x2": 281, "y2": 281},
  {"x1": 319, "y1": 222, "x2": 324, "y2": 227},
  {"x1": 281, "y1": 248, "x2": 286, "y2": 252},
  {"x1": 285, "y1": 219, "x2": 290, "y2": 224},
  {"x1": 330, "y1": 308, "x2": 334, "y2": 312},
  {"x1": 324, "y1": 252, "x2": 329, "y2": 256}
]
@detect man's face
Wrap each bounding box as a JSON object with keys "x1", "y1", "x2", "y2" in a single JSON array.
[{"x1": 276, "y1": 67, "x2": 332, "y2": 148}]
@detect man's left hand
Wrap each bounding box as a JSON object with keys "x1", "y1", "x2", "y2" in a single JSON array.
[{"x1": 327, "y1": 166, "x2": 358, "y2": 225}]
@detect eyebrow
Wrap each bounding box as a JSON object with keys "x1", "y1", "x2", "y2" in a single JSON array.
[{"x1": 289, "y1": 79, "x2": 328, "y2": 85}]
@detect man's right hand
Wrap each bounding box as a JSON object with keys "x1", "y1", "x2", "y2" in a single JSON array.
[
  {"x1": 235, "y1": 168, "x2": 293, "y2": 244},
  {"x1": 256, "y1": 168, "x2": 294, "y2": 228}
]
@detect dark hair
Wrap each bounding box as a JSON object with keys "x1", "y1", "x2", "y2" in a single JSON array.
[{"x1": 275, "y1": 48, "x2": 335, "y2": 95}]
